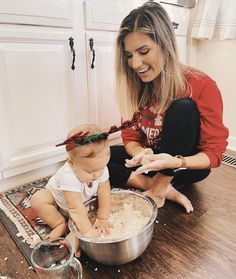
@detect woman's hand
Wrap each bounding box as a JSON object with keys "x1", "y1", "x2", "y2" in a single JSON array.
[
  {"x1": 125, "y1": 148, "x2": 153, "y2": 168},
  {"x1": 93, "y1": 218, "x2": 111, "y2": 236},
  {"x1": 130, "y1": 153, "x2": 181, "y2": 178}
]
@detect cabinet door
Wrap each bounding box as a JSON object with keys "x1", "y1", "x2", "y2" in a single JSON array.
[
  {"x1": 85, "y1": 32, "x2": 121, "y2": 143},
  {"x1": 160, "y1": 2, "x2": 190, "y2": 63},
  {"x1": 0, "y1": 28, "x2": 87, "y2": 178}
]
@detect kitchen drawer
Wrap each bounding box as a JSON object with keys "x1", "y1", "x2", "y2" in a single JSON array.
[
  {"x1": 0, "y1": 0, "x2": 73, "y2": 28},
  {"x1": 84, "y1": 0, "x2": 145, "y2": 31}
]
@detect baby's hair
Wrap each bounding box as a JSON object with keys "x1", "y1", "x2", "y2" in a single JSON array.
[
  {"x1": 67, "y1": 124, "x2": 108, "y2": 160},
  {"x1": 56, "y1": 112, "x2": 140, "y2": 152}
]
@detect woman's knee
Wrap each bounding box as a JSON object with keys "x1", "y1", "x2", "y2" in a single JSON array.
[
  {"x1": 172, "y1": 169, "x2": 211, "y2": 186},
  {"x1": 160, "y1": 98, "x2": 201, "y2": 155},
  {"x1": 109, "y1": 145, "x2": 131, "y2": 164},
  {"x1": 167, "y1": 98, "x2": 200, "y2": 122}
]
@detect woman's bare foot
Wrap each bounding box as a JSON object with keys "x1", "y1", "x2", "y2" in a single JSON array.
[
  {"x1": 143, "y1": 189, "x2": 166, "y2": 208},
  {"x1": 66, "y1": 232, "x2": 80, "y2": 257},
  {"x1": 44, "y1": 222, "x2": 68, "y2": 240},
  {"x1": 165, "y1": 184, "x2": 193, "y2": 213}
]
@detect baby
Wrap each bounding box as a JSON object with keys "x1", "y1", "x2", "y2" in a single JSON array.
[{"x1": 30, "y1": 124, "x2": 111, "y2": 256}]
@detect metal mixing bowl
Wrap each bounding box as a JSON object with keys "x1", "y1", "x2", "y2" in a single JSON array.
[{"x1": 68, "y1": 189, "x2": 158, "y2": 265}]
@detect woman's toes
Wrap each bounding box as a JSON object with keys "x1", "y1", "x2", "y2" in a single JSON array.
[
  {"x1": 182, "y1": 198, "x2": 194, "y2": 213},
  {"x1": 166, "y1": 184, "x2": 193, "y2": 213}
]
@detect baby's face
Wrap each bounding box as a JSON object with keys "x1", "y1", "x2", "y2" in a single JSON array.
[{"x1": 72, "y1": 146, "x2": 110, "y2": 184}]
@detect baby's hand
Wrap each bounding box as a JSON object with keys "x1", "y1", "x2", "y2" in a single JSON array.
[
  {"x1": 93, "y1": 218, "x2": 111, "y2": 236},
  {"x1": 83, "y1": 227, "x2": 99, "y2": 239}
]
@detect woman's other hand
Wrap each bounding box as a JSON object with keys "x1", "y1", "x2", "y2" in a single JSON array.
[
  {"x1": 125, "y1": 148, "x2": 153, "y2": 167},
  {"x1": 130, "y1": 153, "x2": 182, "y2": 178}
]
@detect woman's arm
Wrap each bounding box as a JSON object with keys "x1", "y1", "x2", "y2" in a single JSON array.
[
  {"x1": 125, "y1": 141, "x2": 145, "y2": 157},
  {"x1": 129, "y1": 152, "x2": 211, "y2": 177},
  {"x1": 191, "y1": 77, "x2": 229, "y2": 168},
  {"x1": 184, "y1": 152, "x2": 210, "y2": 169}
]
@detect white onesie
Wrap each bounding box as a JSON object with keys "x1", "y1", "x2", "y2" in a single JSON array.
[{"x1": 46, "y1": 161, "x2": 109, "y2": 212}]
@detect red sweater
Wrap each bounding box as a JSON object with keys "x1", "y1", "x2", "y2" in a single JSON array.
[{"x1": 121, "y1": 70, "x2": 229, "y2": 168}]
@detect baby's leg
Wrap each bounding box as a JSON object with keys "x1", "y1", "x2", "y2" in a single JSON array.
[{"x1": 30, "y1": 189, "x2": 68, "y2": 239}]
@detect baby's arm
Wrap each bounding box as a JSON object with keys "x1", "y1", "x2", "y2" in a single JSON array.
[
  {"x1": 63, "y1": 191, "x2": 98, "y2": 238},
  {"x1": 94, "y1": 180, "x2": 111, "y2": 235},
  {"x1": 97, "y1": 179, "x2": 111, "y2": 219}
]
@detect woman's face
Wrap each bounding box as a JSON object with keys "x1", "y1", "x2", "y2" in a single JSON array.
[{"x1": 123, "y1": 31, "x2": 164, "y2": 83}]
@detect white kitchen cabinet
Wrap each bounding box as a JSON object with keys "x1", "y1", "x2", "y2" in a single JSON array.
[
  {"x1": 85, "y1": 32, "x2": 120, "y2": 142},
  {"x1": 83, "y1": 0, "x2": 145, "y2": 31},
  {"x1": 83, "y1": 0, "x2": 145, "y2": 144},
  {"x1": 0, "y1": 0, "x2": 89, "y2": 189},
  {"x1": 159, "y1": 2, "x2": 190, "y2": 63},
  {"x1": 0, "y1": 27, "x2": 87, "y2": 179},
  {"x1": 0, "y1": 0, "x2": 73, "y2": 27},
  {"x1": 0, "y1": 154, "x2": 3, "y2": 180}
]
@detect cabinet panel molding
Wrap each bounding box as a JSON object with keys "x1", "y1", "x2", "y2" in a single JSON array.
[
  {"x1": 0, "y1": 0, "x2": 73, "y2": 27},
  {"x1": 0, "y1": 32, "x2": 79, "y2": 175},
  {"x1": 84, "y1": 0, "x2": 145, "y2": 31},
  {"x1": 85, "y1": 32, "x2": 121, "y2": 142}
]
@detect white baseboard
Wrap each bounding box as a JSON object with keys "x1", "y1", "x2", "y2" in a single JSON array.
[
  {"x1": 0, "y1": 161, "x2": 65, "y2": 192},
  {"x1": 227, "y1": 135, "x2": 236, "y2": 152},
  {"x1": 1, "y1": 135, "x2": 234, "y2": 192}
]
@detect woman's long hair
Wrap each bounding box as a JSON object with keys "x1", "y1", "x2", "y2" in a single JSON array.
[{"x1": 115, "y1": 1, "x2": 188, "y2": 120}]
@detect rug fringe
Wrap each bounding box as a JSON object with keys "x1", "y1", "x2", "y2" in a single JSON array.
[{"x1": 0, "y1": 197, "x2": 41, "y2": 248}]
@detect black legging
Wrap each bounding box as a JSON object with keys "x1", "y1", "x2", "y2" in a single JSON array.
[{"x1": 108, "y1": 98, "x2": 210, "y2": 188}]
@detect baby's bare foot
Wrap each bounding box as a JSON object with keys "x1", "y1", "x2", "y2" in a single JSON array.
[
  {"x1": 166, "y1": 184, "x2": 193, "y2": 213},
  {"x1": 143, "y1": 190, "x2": 166, "y2": 208},
  {"x1": 45, "y1": 222, "x2": 68, "y2": 240}
]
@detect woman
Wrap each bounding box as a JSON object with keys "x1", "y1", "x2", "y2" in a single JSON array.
[{"x1": 108, "y1": 2, "x2": 228, "y2": 213}]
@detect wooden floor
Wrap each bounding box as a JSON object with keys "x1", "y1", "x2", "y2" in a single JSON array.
[{"x1": 0, "y1": 162, "x2": 236, "y2": 279}]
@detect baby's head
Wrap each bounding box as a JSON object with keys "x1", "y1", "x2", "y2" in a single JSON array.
[{"x1": 67, "y1": 124, "x2": 110, "y2": 184}]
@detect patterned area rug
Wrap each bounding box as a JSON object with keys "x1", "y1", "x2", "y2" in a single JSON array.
[{"x1": 0, "y1": 177, "x2": 52, "y2": 264}]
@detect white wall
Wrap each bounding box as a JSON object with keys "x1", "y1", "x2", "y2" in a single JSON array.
[{"x1": 189, "y1": 39, "x2": 236, "y2": 151}]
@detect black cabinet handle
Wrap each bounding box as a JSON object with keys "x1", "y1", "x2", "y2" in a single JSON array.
[
  {"x1": 89, "y1": 38, "x2": 95, "y2": 69},
  {"x1": 172, "y1": 22, "x2": 179, "y2": 29},
  {"x1": 69, "y1": 37, "x2": 76, "y2": 70}
]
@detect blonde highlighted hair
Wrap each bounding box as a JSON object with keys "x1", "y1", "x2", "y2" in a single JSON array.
[{"x1": 115, "y1": 1, "x2": 189, "y2": 120}]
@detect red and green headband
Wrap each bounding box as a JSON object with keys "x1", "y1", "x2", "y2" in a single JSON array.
[{"x1": 56, "y1": 112, "x2": 140, "y2": 151}]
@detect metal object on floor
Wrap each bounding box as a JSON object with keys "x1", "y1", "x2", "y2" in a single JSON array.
[{"x1": 69, "y1": 189, "x2": 158, "y2": 266}]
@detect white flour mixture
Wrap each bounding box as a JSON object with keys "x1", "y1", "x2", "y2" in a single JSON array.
[{"x1": 100, "y1": 202, "x2": 150, "y2": 240}]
